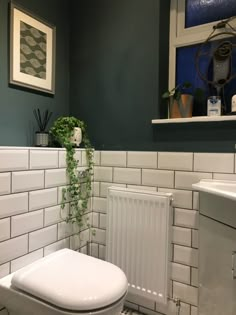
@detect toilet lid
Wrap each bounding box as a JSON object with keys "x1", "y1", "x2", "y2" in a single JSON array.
[{"x1": 11, "y1": 249, "x2": 128, "y2": 311}]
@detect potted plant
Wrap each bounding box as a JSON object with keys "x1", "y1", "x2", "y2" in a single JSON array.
[
  {"x1": 162, "y1": 81, "x2": 193, "y2": 118},
  {"x1": 33, "y1": 109, "x2": 52, "y2": 146},
  {"x1": 49, "y1": 116, "x2": 94, "y2": 231}
]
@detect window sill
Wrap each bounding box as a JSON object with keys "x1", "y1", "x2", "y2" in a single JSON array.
[{"x1": 152, "y1": 115, "x2": 236, "y2": 124}]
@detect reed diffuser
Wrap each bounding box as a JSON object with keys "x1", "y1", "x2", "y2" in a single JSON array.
[{"x1": 33, "y1": 109, "x2": 52, "y2": 146}]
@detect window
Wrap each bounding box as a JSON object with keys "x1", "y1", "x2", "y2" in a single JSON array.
[
  {"x1": 169, "y1": 0, "x2": 236, "y2": 89},
  {"x1": 169, "y1": 0, "x2": 236, "y2": 115}
]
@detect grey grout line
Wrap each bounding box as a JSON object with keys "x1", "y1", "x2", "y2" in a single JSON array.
[
  {"x1": 191, "y1": 190, "x2": 194, "y2": 212},
  {"x1": 10, "y1": 171, "x2": 12, "y2": 194},
  {"x1": 173, "y1": 169, "x2": 175, "y2": 189},
  {"x1": 44, "y1": 169, "x2": 46, "y2": 189},
  {"x1": 121, "y1": 308, "x2": 144, "y2": 315},
  {"x1": 171, "y1": 279, "x2": 174, "y2": 300},
  {"x1": 190, "y1": 266, "x2": 193, "y2": 287},
  {"x1": 234, "y1": 153, "x2": 236, "y2": 173},
  {"x1": 27, "y1": 233, "x2": 29, "y2": 257},
  {"x1": 57, "y1": 150, "x2": 60, "y2": 169},
  {"x1": 192, "y1": 152, "x2": 194, "y2": 172},
  {"x1": 191, "y1": 229, "x2": 193, "y2": 248},
  {"x1": 28, "y1": 149, "x2": 30, "y2": 170}
]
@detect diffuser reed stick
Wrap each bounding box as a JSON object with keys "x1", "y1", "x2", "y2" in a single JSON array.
[{"x1": 33, "y1": 109, "x2": 52, "y2": 132}]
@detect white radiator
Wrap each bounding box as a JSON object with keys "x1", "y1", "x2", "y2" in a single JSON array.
[{"x1": 106, "y1": 187, "x2": 173, "y2": 305}]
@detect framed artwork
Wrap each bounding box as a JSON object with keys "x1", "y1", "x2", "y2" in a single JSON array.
[{"x1": 10, "y1": 2, "x2": 56, "y2": 94}]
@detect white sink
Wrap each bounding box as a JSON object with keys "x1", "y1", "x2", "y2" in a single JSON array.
[{"x1": 192, "y1": 179, "x2": 236, "y2": 201}]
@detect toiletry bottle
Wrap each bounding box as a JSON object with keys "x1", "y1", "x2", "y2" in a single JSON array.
[
  {"x1": 232, "y1": 95, "x2": 236, "y2": 113},
  {"x1": 207, "y1": 96, "x2": 221, "y2": 116}
]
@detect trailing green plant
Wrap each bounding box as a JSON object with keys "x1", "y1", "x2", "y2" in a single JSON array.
[{"x1": 49, "y1": 116, "x2": 94, "y2": 231}]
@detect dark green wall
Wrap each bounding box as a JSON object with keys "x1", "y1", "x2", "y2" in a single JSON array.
[
  {"x1": 69, "y1": 0, "x2": 236, "y2": 153},
  {"x1": 0, "y1": 0, "x2": 70, "y2": 146},
  {"x1": 2, "y1": 1, "x2": 235, "y2": 151},
  {"x1": 70, "y1": 0, "x2": 170, "y2": 150}
]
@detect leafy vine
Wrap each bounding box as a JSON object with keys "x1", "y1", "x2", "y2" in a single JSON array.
[{"x1": 49, "y1": 116, "x2": 93, "y2": 231}]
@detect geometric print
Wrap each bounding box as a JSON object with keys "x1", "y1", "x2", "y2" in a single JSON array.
[{"x1": 20, "y1": 21, "x2": 47, "y2": 80}]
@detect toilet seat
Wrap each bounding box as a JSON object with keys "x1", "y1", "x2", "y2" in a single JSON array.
[{"x1": 11, "y1": 249, "x2": 128, "y2": 312}]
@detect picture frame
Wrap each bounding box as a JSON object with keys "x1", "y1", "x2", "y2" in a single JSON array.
[{"x1": 10, "y1": 2, "x2": 56, "y2": 94}]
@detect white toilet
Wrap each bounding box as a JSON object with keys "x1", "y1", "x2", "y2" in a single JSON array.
[{"x1": 0, "y1": 249, "x2": 128, "y2": 315}]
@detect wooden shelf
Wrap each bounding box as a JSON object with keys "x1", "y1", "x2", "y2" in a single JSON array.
[{"x1": 152, "y1": 115, "x2": 236, "y2": 124}]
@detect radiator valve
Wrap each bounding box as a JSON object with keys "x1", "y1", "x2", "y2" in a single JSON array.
[{"x1": 168, "y1": 296, "x2": 181, "y2": 315}]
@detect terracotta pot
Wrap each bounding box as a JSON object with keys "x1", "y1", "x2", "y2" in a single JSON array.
[{"x1": 169, "y1": 94, "x2": 193, "y2": 118}]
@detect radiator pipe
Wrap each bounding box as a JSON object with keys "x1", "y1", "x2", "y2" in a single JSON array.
[{"x1": 168, "y1": 296, "x2": 181, "y2": 315}]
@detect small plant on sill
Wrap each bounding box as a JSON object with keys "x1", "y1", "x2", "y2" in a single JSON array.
[{"x1": 162, "y1": 81, "x2": 192, "y2": 102}]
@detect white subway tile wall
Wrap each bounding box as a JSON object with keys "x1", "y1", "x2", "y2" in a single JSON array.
[
  {"x1": 127, "y1": 152, "x2": 157, "y2": 169},
  {"x1": 0, "y1": 235, "x2": 28, "y2": 265},
  {"x1": 175, "y1": 171, "x2": 212, "y2": 190},
  {"x1": 93, "y1": 151, "x2": 101, "y2": 166},
  {"x1": 94, "y1": 166, "x2": 113, "y2": 182},
  {"x1": 30, "y1": 150, "x2": 58, "y2": 169},
  {"x1": 58, "y1": 221, "x2": 78, "y2": 240},
  {"x1": 0, "y1": 150, "x2": 28, "y2": 172},
  {"x1": 45, "y1": 168, "x2": 68, "y2": 188},
  {"x1": 0, "y1": 263, "x2": 9, "y2": 278},
  {"x1": 90, "y1": 151, "x2": 236, "y2": 315},
  {"x1": 29, "y1": 188, "x2": 58, "y2": 211},
  {"x1": 113, "y1": 167, "x2": 141, "y2": 185},
  {"x1": 173, "y1": 282, "x2": 198, "y2": 306},
  {"x1": 11, "y1": 249, "x2": 43, "y2": 273},
  {"x1": 194, "y1": 153, "x2": 234, "y2": 173},
  {"x1": 100, "y1": 182, "x2": 126, "y2": 198},
  {"x1": 58, "y1": 150, "x2": 82, "y2": 168},
  {"x1": 0, "y1": 148, "x2": 90, "y2": 282},
  {"x1": 70, "y1": 229, "x2": 90, "y2": 250},
  {"x1": 0, "y1": 193, "x2": 28, "y2": 219},
  {"x1": 213, "y1": 173, "x2": 236, "y2": 181},
  {"x1": 0, "y1": 218, "x2": 10, "y2": 242},
  {"x1": 92, "y1": 181, "x2": 100, "y2": 197},
  {"x1": 158, "y1": 152, "x2": 193, "y2": 171},
  {"x1": 101, "y1": 151, "x2": 127, "y2": 167},
  {"x1": 1, "y1": 148, "x2": 235, "y2": 315},
  {"x1": 44, "y1": 238, "x2": 70, "y2": 256},
  {"x1": 0, "y1": 174, "x2": 11, "y2": 196},
  {"x1": 142, "y1": 169, "x2": 174, "y2": 188},
  {"x1": 81, "y1": 151, "x2": 89, "y2": 167},
  {"x1": 191, "y1": 268, "x2": 198, "y2": 288},
  {"x1": 44, "y1": 204, "x2": 68, "y2": 226},
  {"x1": 11, "y1": 210, "x2": 44, "y2": 237},
  {"x1": 191, "y1": 306, "x2": 198, "y2": 315},
  {"x1": 171, "y1": 262, "x2": 190, "y2": 285},
  {"x1": 91, "y1": 242, "x2": 99, "y2": 258}
]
